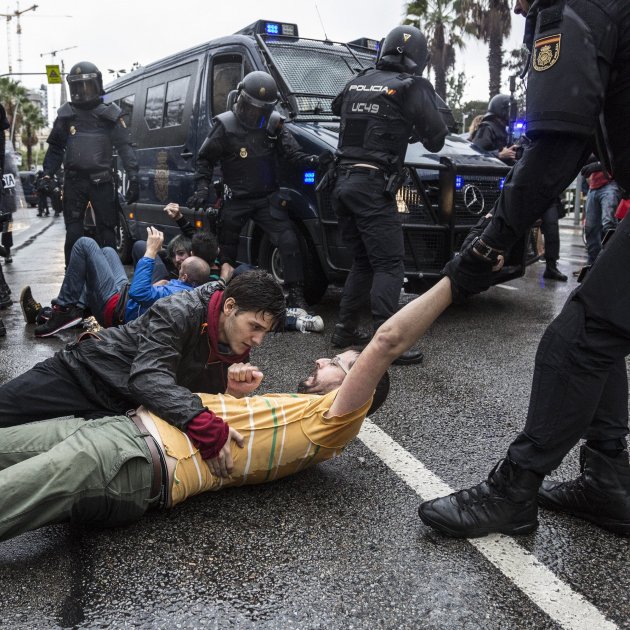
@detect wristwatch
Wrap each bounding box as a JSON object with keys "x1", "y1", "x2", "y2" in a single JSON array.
[{"x1": 471, "y1": 237, "x2": 503, "y2": 265}]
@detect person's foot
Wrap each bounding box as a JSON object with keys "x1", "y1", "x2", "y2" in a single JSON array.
[
  {"x1": 418, "y1": 458, "x2": 542, "y2": 538},
  {"x1": 538, "y1": 445, "x2": 630, "y2": 536},
  {"x1": 0, "y1": 287, "x2": 12, "y2": 309},
  {"x1": 4, "y1": 256, "x2": 12, "y2": 264},
  {"x1": 331, "y1": 323, "x2": 371, "y2": 347},
  {"x1": 34, "y1": 304, "x2": 83, "y2": 338},
  {"x1": 36, "y1": 213, "x2": 43, "y2": 217},
  {"x1": 393, "y1": 347, "x2": 424, "y2": 365},
  {"x1": 0, "y1": 317, "x2": 5, "y2": 337},
  {"x1": 296, "y1": 313, "x2": 325, "y2": 333},
  {"x1": 19, "y1": 285, "x2": 42, "y2": 324},
  {"x1": 543, "y1": 262, "x2": 568, "y2": 282},
  {"x1": 286, "y1": 283, "x2": 310, "y2": 312}
]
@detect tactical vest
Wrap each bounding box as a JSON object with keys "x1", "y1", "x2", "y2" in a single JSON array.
[
  {"x1": 57, "y1": 102, "x2": 121, "y2": 173},
  {"x1": 525, "y1": 0, "x2": 616, "y2": 137},
  {"x1": 337, "y1": 68, "x2": 415, "y2": 171},
  {"x1": 213, "y1": 111, "x2": 279, "y2": 198}
]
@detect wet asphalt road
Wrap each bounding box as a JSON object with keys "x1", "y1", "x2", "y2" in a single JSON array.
[{"x1": 0, "y1": 206, "x2": 629, "y2": 629}]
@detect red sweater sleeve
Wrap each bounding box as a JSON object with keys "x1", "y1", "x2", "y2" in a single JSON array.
[{"x1": 185, "y1": 411, "x2": 229, "y2": 459}]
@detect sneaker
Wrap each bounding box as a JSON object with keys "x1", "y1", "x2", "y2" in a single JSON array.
[
  {"x1": 331, "y1": 323, "x2": 371, "y2": 347},
  {"x1": 36, "y1": 305, "x2": 53, "y2": 326},
  {"x1": 19, "y1": 286, "x2": 42, "y2": 324},
  {"x1": 286, "y1": 307, "x2": 308, "y2": 320},
  {"x1": 296, "y1": 314, "x2": 325, "y2": 333},
  {"x1": 34, "y1": 304, "x2": 83, "y2": 338}
]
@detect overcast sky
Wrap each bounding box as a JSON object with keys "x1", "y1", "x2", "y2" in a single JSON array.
[{"x1": 3, "y1": 0, "x2": 526, "y2": 112}]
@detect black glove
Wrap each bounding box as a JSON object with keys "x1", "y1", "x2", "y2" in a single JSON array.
[
  {"x1": 37, "y1": 175, "x2": 55, "y2": 195},
  {"x1": 125, "y1": 179, "x2": 140, "y2": 204},
  {"x1": 187, "y1": 185, "x2": 212, "y2": 210},
  {"x1": 442, "y1": 214, "x2": 500, "y2": 304}
]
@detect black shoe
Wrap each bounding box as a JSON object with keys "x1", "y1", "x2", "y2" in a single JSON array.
[
  {"x1": 20, "y1": 286, "x2": 42, "y2": 324},
  {"x1": 538, "y1": 445, "x2": 630, "y2": 536},
  {"x1": 331, "y1": 323, "x2": 371, "y2": 348},
  {"x1": 0, "y1": 317, "x2": 5, "y2": 337},
  {"x1": 4, "y1": 256, "x2": 12, "y2": 265},
  {"x1": 393, "y1": 347, "x2": 424, "y2": 365},
  {"x1": 36, "y1": 213, "x2": 43, "y2": 217},
  {"x1": 418, "y1": 458, "x2": 542, "y2": 538},
  {"x1": 543, "y1": 262, "x2": 568, "y2": 282},
  {"x1": 286, "y1": 283, "x2": 310, "y2": 312},
  {"x1": 34, "y1": 304, "x2": 83, "y2": 338}
]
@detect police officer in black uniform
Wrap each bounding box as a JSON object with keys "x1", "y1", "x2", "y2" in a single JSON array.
[
  {"x1": 40, "y1": 62, "x2": 139, "y2": 265},
  {"x1": 473, "y1": 93, "x2": 567, "y2": 281},
  {"x1": 0, "y1": 102, "x2": 11, "y2": 334},
  {"x1": 419, "y1": 0, "x2": 630, "y2": 538},
  {"x1": 188, "y1": 71, "x2": 318, "y2": 311},
  {"x1": 329, "y1": 25, "x2": 448, "y2": 364}
]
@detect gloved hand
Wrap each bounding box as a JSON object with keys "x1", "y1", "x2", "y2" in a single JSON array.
[
  {"x1": 187, "y1": 185, "x2": 211, "y2": 210},
  {"x1": 125, "y1": 179, "x2": 139, "y2": 204},
  {"x1": 442, "y1": 214, "x2": 502, "y2": 304},
  {"x1": 318, "y1": 150, "x2": 335, "y2": 171}
]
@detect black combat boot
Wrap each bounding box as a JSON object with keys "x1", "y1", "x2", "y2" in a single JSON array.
[
  {"x1": 0, "y1": 317, "x2": 5, "y2": 337},
  {"x1": 0, "y1": 265, "x2": 11, "y2": 309},
  {"x1": 393, "y1": 347, "x2": 424, "y2": 365},
  {"x1": 331, "y1": 322, "x2": 371, "y2": 348},
  {"x1": 538, "y1": 445, "x2": 630, "y2": 536},
  {"x1": 285, "y1": 283, "x2": 310, "y2": 312},
  {"x1": 418, "y1": 458, "x2": 543, "y2": 538},
  {"x1": 543, "y1": 261, "x2": 568, "y2": 282}
]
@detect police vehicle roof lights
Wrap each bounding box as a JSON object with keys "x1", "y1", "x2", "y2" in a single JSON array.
[
  {"x1": 235, "y1": 20, "x2": 299, "y2": 38},
  {"x1": 347, "y1": 37, "x2": 380, "y2": 52}
]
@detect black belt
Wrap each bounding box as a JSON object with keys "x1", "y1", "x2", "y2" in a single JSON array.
[
  {"x1": 337, "y1": 164, "x2": 387, "y2": 179},
  {"x1": 128, "y1": 412, "x2": 169, "y2": 509}
]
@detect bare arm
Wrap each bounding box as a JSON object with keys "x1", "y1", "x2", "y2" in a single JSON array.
[{"x1": 328, "y1": 278, "x2": 453, "y2": 417}]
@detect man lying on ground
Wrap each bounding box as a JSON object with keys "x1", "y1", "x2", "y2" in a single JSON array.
[
  {"x1": 0, "y1": 277, "x2": 452, "y2": 543},
  {"x1": 22, "y1": 230, "x2": 211, "y2": 338},
  {"x1": 0, "y1": 269, "x2": 286, "y2": 464}
]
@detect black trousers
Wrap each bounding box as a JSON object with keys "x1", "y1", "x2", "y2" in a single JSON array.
[
  {"x1": 540, "y1": 200, "x2": 561, "y2": 263},
  {"x1": 0, "y1": 354, "x2": 114, "y2": 427},
  {"x1": 221, "y1": 195, "x2": 304, "y2": 285},
  {"x1": 63, "y1": 174, "x2": 117, "y2": 266},
  {"x1": 509, "y1": 211, "x2": 630, "y2": 473},
  {"x1": 332, "y1": 169, "x2": 404, "y2": 329}
]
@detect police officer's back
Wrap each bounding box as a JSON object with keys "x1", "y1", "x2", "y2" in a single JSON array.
[
  {"x1": 41, "y1": 62, "x2": 139, "y2": 264},
  {"x1": 330, "y1": 25, "x2": 448, "y2": 365}
]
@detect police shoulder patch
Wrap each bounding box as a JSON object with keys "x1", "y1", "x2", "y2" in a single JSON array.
[{"x1": 532, "y1": 34, "x2": 561, "y2": 72}]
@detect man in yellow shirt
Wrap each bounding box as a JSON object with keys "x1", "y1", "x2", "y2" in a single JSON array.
[{"x1": 0, "y1": 278, "x2": 452, "y2": 542}]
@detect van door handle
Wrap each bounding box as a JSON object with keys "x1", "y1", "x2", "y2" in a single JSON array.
[{"x1": 180, "y1": 151, "x2": 193, "y2": 159}]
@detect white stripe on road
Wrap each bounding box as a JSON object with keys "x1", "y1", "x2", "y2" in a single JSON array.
[
  {"x1": 357, "y1": 420, "x2": 617, "y2": 630},
  {"x1": 495, "y1": 284, "x2": 518, "y2": 291}
]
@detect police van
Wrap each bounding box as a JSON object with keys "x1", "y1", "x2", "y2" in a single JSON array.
[{"x1": 105, "y1": 19, "x2": 522, "y2": 303}]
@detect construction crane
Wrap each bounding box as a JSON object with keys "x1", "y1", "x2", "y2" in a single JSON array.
[{"x1": 0, "y1": 3, "x2": 38, "y2": 74}]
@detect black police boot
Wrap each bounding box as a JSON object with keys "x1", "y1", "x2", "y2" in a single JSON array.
[
  {"x1": 543, "y1": 261, "x2": 568, "y2": 282},
  {"x1": 285, "y1": 283, "x2": 310, "y2": 312},
  {"x1": 418, "y1": 458, "x2": 543, "y2": 538},
  {"x1": 537, "y1": 445, "x2": 630, "y2": 536},
  {"x1": 0, "y1": 317, "x2": 5, "y2": 337},
  {"x1": 0, "y1": 266, "x2": 11, "y2": 309},
  {"x1": 393, "y1": 347, "x2": 424, "y2": 365},
  {"x1": 331, "y1": 323, "x2": 371, "y2": 348}
]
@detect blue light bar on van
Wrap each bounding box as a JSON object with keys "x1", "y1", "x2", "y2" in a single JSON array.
[
  {"x1": 347, "y1": 37, "x2": 380, "y2": 52},
  {"x1": 236, "y1": 20, "x2": 299, "y2": 38},
  {"x1": 265, "y1": 22, "x2": 280, "y2": 35},
  {"x1": 455, "y1": 175, "x2": 464, "y2": 190},
  {"x1": 304, "y1": 171, "x2": 316, "y2": 184}
]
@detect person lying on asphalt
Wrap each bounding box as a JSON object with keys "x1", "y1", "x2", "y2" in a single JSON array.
[{"x1": 0, "y1": 277, "x2": 453, "y2": 543}]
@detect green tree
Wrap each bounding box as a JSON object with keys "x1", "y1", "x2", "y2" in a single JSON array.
[
  {"x1": 460, "y1": 0, "x2": 512, "y2": 97},
  {"x1": 20, "y1": 101, "x2": 46, "y2": 169}
]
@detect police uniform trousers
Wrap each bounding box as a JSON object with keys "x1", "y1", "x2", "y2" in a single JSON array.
[
  {"x1": 332, "y1": 167, "x2": 404, "y2": 330},
  {"x1": 63, "y1": 171, "x2": 117, "y2": 266},
  {"x1": 220, "y1": 194, "x2": 304, "y2": 285}
]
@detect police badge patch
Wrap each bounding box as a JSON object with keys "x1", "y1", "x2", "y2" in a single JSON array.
[{"x1": 533, "y1": 34, "x2": 561, "y2": 71}]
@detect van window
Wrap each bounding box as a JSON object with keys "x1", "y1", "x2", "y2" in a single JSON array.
[
  {"x1": 119, "y1": 94, "x2": 135, "y2": 126},
  {"x1": 145, "y1": 84, "x2": 165, "y2": 130},
  {"x1": 211, "y1": 55, "x2": 246, "y2": 115},
  {"x1": 164, "y1": 76, "x2": 190, "y2": 127}
]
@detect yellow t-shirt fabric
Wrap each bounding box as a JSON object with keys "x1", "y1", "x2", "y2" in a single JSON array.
[{"x1": 148, "y1": 389, "x2": 372, "y2": 507}]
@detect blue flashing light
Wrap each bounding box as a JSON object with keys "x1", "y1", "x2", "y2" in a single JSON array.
[
  {"x1": 265, "y1": 22, "x2": 280, "y2": 35},
  {"x1": 499, "y1": 178, "x2": 505, "y2": 189},
  {"x1": 455, "y1": 175, "x2": 464, "y2": 190},
  {"x1": 304, "y1": 171, "x2": 316, "y2": 185}
]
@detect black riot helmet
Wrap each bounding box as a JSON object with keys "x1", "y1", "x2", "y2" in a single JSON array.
[
  {"x1": 377, "y1": 25, "x2": 429, "y2": 75},
  {"x1": 233, "y1": 71, "x2": 279, "y2": 129},
  {"x1": 67, "y1": 61, "x2": 104, "y2": 107},
  {"x1": 488, "y1": 94, "x2": 511, "y2": 123}
]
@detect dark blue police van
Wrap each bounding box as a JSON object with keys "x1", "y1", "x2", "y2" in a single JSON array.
[{"x1": 105, "y1": 19, "x2": 522, "y2": 303}]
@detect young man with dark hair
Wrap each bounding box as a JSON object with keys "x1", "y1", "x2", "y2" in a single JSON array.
[
  {"x1": 0, "y1": 277, "x2": 452, "y2": 542},
  {"x1": 0, "y1": 269, "x2": 286, "y2": 466}
]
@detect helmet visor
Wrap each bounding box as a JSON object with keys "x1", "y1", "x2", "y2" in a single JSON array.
[
  {"x1": 234, "y1": 92, "x2": 277, "y2": 129},
  {"x1": 67, "y1": 73, "x2": 101, "y2": 104}
]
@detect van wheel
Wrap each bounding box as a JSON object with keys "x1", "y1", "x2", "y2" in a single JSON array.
[
  {"x1": 116, "y1": 210, "x2": 133, "y2": 264},
  {"x1": 258, "y1": 229, "x2": 328, "y2": 306}
]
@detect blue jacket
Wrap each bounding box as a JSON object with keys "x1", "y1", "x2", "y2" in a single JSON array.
[{"x1": 125, "y1": 257, "x2": 193, "y2": 322}]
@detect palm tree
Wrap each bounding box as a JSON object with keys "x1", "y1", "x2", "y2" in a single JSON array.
[
  {"x1": 0, "y1": 77, "x2": 29, "y2": 147},
  {"x1": 460, "y1": 0, "x2": 512, "y2": 97},
  {"x1": 404, "y1": 0, "x2": 474, "y2": 100},
  {"x1": 20, "y1": 101, "x2": 46, "y2": 169}
]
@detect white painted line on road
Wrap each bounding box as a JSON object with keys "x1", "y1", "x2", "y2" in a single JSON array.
[
  {"x1": 358, "y1": 420, "x2": 617, "y2": 630},
  {"x1": 495, "y1": 284, "x2": 518, "y2": 291},
  {"x1": 560, "y1": 257, "x2": 588, "y2": 264}
]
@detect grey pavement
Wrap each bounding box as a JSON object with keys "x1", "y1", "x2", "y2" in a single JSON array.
[{"x1": 0, "y1": 206, "x2": 628, "y2": 629}]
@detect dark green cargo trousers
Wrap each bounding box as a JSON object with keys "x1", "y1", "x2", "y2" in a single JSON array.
[{"x1": 0, "y1": 415, "x2": 156, "y2": 541}]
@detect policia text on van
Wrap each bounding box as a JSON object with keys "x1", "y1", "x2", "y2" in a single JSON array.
[{"x1": 105, "y1": 19, "x2": 525, "y2": 304}]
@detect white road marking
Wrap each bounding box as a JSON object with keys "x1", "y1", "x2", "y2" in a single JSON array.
[
  {"x1": 495, "y1": 284, "x2": 518, "y2": 291},
  {"x1": 358, "y1": 420, "x2": 617, "y2": 630},
  {"x1": 560, "y1": 257, "x2": 588, "y2": 264}
]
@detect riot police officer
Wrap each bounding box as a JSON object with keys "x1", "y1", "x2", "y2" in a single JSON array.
[
  {"x1": 329, "y1": 25, "x2": 448, "y2": 364},
  {"x1": 0, "y1": 102, "x2": 11, "y2": 333},
  {"x1": 419, "y1": 0, "x2": 630, "y2": 538},
  {"x1": 472, "y1": 94, "x2": 567, "y2": 282},
  {"x1": 188, "y1": 71, "x2": 317, "y2": 311},
  {"x1": 41, "y1": 62, "x2": 139, "y2": 265}
]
